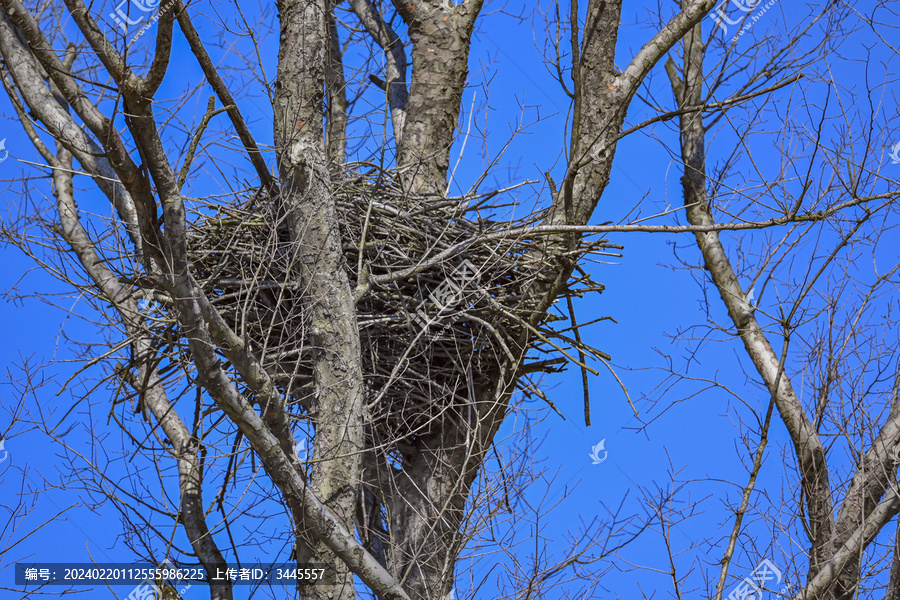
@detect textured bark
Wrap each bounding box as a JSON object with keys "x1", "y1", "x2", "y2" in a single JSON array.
[
  {"x1": 887, "y1": 517, "x2": 900, "y2": 600},
  {"x1": 273, "y1": 1, "x2": 365, "y2": 598},
  {"x1": 830, "y1": 368, "x2": 900, "y2": 599},
  {"x1": 392, "y1": 0, "x2": 481, "y2": 194},
  {"x1": 0, "y1": 3, "x2": 412, "y2": 596},
  {"x1": 387, "y1": 426, "x2": 470, "y2": 600},
  {"x1": 830, "y1": 410, "x2": 900, "y2": 599},
  {"x1": 800, "y1": 494, "x2": 900, "y2": 600},
  {"x1": 0, "y1": 3, "x2": 741, "y2": 600},
  {"x1": 367, "y1": 4, "x2": 721, "y2": 600},
  {"x1": 372, "y1": 4, "x2": 625, "y2": 596}
]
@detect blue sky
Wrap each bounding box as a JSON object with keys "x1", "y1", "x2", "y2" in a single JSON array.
[{"x1": 1, "y1": 0, "x2": 899, "y2": 598}]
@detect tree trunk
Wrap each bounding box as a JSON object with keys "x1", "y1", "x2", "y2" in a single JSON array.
[{"x1": 274, "y1": 1, "x2": 365, "y2": 598}]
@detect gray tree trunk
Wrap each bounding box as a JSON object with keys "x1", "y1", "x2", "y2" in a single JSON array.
[{"x1": 274, "y1": 2, "x2": 366, "y2": 598}]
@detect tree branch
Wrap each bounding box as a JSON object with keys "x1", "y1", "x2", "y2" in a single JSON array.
[
  {"x1": 350, "y1": 0, "x2": 408, "y2": 142},
  {"x1": 0, "y1": 13, "x2": 149, "y2": 258},
  {"x1": 671, "y1": 15, "x2": 835, "y2": 582},
  {"x1": 175, "y1": 0, "x2": 275, "y2": 190}
]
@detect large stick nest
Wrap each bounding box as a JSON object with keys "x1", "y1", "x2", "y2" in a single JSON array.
[{"x1": 186, "y1": 164, "x2": 616, "y2": 442}]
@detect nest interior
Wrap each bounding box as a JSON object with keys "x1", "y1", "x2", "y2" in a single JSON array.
[{"x1": 186, "y1": 164, "x2": 614, "y2": 445}]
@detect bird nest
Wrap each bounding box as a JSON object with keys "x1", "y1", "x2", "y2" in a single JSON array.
[{"x1": 186, "y1": 164, "x2": 615, "y2": 442}]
